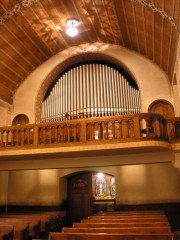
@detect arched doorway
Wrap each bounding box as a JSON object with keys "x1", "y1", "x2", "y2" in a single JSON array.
[
  {"x1": 67, "y1": 171, "x2": 116, "y2": 226},
  {"x1": 12, "y1": 114, "x2": 29, "y2": 126},
  {"x1": 148, "y1": 100, "x2": 174, "y2": 118}
]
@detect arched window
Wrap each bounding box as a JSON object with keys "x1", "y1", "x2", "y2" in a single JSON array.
[
  {"x1": 110, "y1": 176, "x2": 116, "y2": 196},
  {"x1": 95, "y1": 176, "x2": 107, "y2": 197}
]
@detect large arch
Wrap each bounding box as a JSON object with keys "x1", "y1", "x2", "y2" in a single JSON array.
[
  {"x1": 35, "y1": 52, "x2": 138, "y2": 122},
  {"x1": 12, "y1": 43, "x2": 172, "y2": 124}
]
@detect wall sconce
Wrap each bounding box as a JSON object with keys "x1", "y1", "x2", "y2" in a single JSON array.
[{"x1": 66, "y1": 18, "x2": 79, "y2": 37}]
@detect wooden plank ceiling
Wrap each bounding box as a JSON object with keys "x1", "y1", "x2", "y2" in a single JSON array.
[{"x1": 0, "y1": 0, "x2": 179, "y2": 104}]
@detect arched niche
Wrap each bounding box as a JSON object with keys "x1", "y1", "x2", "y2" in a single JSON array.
[
  {"x1": 12, "y1": 114, "x2": 29, "y2": 126},
  {"x1": 148, "y1": 100, "x2": 175, "y2": 118}
]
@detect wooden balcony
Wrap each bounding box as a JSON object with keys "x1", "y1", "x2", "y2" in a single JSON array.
[{"x1": 0, "y1": 113, "x2": 178, "y2": 152}]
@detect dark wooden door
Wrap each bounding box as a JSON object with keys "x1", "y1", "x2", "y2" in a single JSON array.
[{"x1": 67, "y1": 172, "x2": 93, "y2": 226}]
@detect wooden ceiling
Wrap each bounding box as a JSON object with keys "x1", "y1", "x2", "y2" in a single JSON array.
[{"x1": 0, "y1": 0, "x2": 179, "y2": 104}]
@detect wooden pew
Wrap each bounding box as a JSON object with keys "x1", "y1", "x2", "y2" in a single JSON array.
[
  {"x1": 0, "y1": 220, "x2": 29, "y2": 240},
  {"x1": 88, "y1": 215, "x2": 168, "y2": 220},
  {"x1": 73, "y1": 222, "x2": 169, "y2": 228},
  {"x1": 94, "y1": 211, "x2": 166, "y2": 217},
  {"x1": 0, "y1": 211, "x2": 66, "y2": 238},
  {"x1": 0, "y1": 225, "x2": 14, "y2": 240},
  {"x1": 0, "y1": 216, "x2": 40, "y2": 239},
  {"x1": 81, "y1": 218, "x2": 168, "y2": 223},
  {"x1": 48, "y1": 232, "x2": 174, "y2": 240},
  {"x1": 62, "y1": 226, "x2": 171, "y2": 234},
  {"x1": 97, "y1": 211, "x2": 165, "y2": 216}
]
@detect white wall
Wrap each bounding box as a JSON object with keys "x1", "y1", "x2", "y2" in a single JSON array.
[
  {"x1": 6, "y1": 162, "x2": 180, "y2": 206},
  {"x1": 0, "y1": 171, "x2": 9, "y2": 206},
  {"x1": 12, "y1": 43, "x2": 173, "y2": 123}
]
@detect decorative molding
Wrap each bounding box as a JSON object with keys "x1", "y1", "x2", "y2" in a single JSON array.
[
  {"x1": 131, "y1": 0, "x2": 177, "y2": 29},
  {"x1": 0, "y1": 0, "x2": 177, "y2": 30},
  {"x1": 0, "y1": 0, "x2": 40, "y2": 25}
]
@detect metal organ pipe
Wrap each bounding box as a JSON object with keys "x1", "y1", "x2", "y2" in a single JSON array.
[{"x1": 41, "y1": 63, "x2": 141, "y2": 122}]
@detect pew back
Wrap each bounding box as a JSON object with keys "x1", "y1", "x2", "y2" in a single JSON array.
[
  {"x1": 0, "y1": 220, "x2": 29, "y2": 240},
  {"x1": 73, "y1": 222, "x2": 169, "y2": 228},
  {"x1": 48, "y1": 232, "x2": 174, "y2": 240},
  {"x1": 0, "y1": 225, "x2": 14, "y2": 240},
  {"x1": 63, "y1": 226, "x2": 171, "y2": 234},
  {"x1": 81, "y1": 218, "x2": 168, "y2": 223},
  {"x1": 0, "y1": 216, "x2": 39, "y2": 238},
  {"x1": 88, "y1": 215, "x2": 167, "y2": 220}
]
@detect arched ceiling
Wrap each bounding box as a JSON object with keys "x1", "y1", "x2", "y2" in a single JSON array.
[{"x1": 0, "y1": 0, "x2": 179, "y2": 104}]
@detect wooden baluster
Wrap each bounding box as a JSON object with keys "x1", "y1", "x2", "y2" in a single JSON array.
[
  {"x1": 105, "y1": 122, "x2": 108, "y2": 140},
  {"x1": 57, "y1": 125, "x2": 61, "y2": 143},
  {"x1": 98, "y1": 122, "x2": 103, "y2": 140},
  {"x1": 115, "y1": 120, "x2": 119, "y2": 139},
  {"x1": 42, "y1": 127, "x2": 46, "y2": 144},
  {"x1": 67, "y1": 125, "x2": 71, "y2": 142},
  {"x1": 62, "y1": 125, "x2": 65, "y2": 142},
  {"x1": 81, "y1": 122, "x2": 86, "y2": 143},
  {"x1": 32, "y1": 126, "x2": 37, "y2": 147},
  {"x1": 154, "y1": 118, "x2": 160, "y2": 137},
  {"x1": 73, "y1": 124, "x2": 77, "y2": 142},
  {"x1": 91, "y1": 123, "x2": 95, "y2": 140},
  {"x1": 11, "y1": 130, "x2": 14, "y2": 146},
  {"x1": 54, "y1": 126, "x2": 58, "y2": 143},
  {"x1": 5, "y1": 130, "x2": 8, "y2": 146},
  {"x1": 112, "y1": 121, "x2": 115, "y2": 139},
  {"x1": 49, "y1": 127, "x2": 52, "y2": 144},
  {"x1": 122, "y1": 119, "x2": 128, "y2": 139},
  {"x1": 16, "y1": 129, "x2": 20, "y2": 146},
  {"x1": 21, "y1": 129, "x2": 25, "y2": 146},
  {"x1": 119, "y1": 120, "x2": 122, "y2": 139},
  {"x1": 128, "y1": 119, "x2": 134, "y2": 138},
  {"x1": 26, "y1": 129, "x2": 30, "y2": 145},
  {"x1": 133, "y1": 116, "x2": 140, "y2": 140}
]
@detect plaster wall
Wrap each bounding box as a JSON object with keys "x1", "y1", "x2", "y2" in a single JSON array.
[
  {"x1": 0, "y1": 171, "x2": 8, "y2": 205},
  {"x1": 6, "y1": 162, "x2": 180, "y2": 206},
  {"x1": 12, "y1": 43, "x2": 173, "y2": 123}
]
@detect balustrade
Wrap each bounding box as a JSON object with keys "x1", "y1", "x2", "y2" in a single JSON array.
[{"x1": 0, "y1": 113, "x2": 177, "y2": 150}]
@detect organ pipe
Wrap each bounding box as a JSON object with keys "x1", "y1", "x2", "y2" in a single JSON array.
[{"x1": 41, "y1": 63, "x2": 141, "y2": 122}]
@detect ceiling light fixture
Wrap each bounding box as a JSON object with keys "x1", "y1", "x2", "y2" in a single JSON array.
[{"x1": 66, "y1": 18, "x2": 79, "y2": 37}]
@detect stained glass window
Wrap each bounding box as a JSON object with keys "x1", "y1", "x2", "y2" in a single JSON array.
[
  {"x1": 95, "y1": 176, "x2": 107, "y2": 197},
  {"x1": 110, "y1": 176, "x2": 116, "y2": 196}
]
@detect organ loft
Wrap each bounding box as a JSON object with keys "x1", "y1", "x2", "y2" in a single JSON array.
[{"x1": 0, "y1": 0, "x2": 180, "y2": 239}]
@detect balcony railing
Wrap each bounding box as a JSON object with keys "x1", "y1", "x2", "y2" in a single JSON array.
[{"x1": 0, "y1": 113, "x2": 178, "y2": 149}]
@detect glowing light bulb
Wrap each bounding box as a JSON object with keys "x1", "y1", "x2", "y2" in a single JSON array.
[
  {"x1": 65, "y1": 18, "x2": 79, "y2": 37},
  {"x1": 66, "y1": 26, "x2": 78, "y2": 37}
]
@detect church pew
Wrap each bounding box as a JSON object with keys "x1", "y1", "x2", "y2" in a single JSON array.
[
  {"x1": 88, "y1": 215, "x2": 168, "y2": 220},
  {"x1": 0, "y1": 225, "x2": 14, "y2": 240},
  {"x1": 97, "y1": 211, "x2": 165, "y2": 216},
  {"x1": 0, "y1": 220, "x2": 29, "y2": 240},
  {"x1": 73, "y1": 222, "x2": 169, "y2": 228},
  {"x1": 48, "y1": 232, "x2": 174, "y2": 240},
  {"x1": 0, "y1": 216, "x2": 40, "y2": 239},
  {"x1": 0, "y1": 211, "x2": 66, "y2": 238},
  {"x1": 81, "y1": 218, "x2": 168, "y2": 223},
  {"x1": 62, "y1": 226, "x2": 171, "y2": 234}
]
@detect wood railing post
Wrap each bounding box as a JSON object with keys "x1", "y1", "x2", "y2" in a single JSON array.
[
  {"x1": 81, "y1": 121, "x2": 87, "y2": 143},
  {"x1": 33, "y1": 125, "x2": 38, "y2": 147},
  {"x1": 167, "y1": 120, "x2": 175, "y2": 141},
  {"x1": 133, "y1": 116, "x2": 141, "y2": 140}
]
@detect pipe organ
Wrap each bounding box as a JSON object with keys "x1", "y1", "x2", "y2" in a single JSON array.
[{"x1": 41, "y1": 63, "x2": 141, "y2": 122}]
